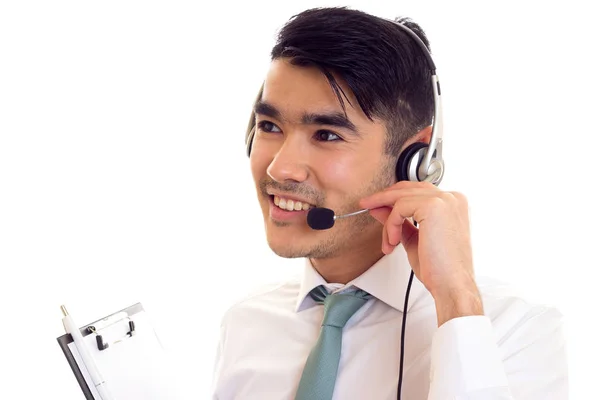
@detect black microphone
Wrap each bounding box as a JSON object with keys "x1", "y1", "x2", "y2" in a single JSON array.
[{"x1": 307, "y1": 207, "x2": 370, "y2": 230}]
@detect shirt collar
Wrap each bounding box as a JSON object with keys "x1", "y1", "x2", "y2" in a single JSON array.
[
  {"x1": 294, "y1": 244, "x2": 426, "y2": 313},
  {"x1": 295, "y1": 260, "x2": 329, "y2": 312}
]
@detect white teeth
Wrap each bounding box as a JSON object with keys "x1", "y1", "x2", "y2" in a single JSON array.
[{"x1": 272, "y1": 195, "x2": 312, "y2": 211}]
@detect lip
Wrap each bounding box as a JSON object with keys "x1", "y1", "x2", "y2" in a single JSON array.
[{"x1": 268, "y1": 195, "x2": 311, "y2": 223}]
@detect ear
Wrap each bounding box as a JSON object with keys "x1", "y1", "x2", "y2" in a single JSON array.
[
  {"x1": 395, "y1": 125, "x2": 434, "y2": 182},
  {"x1": 400, "y1": 125, "x2": 432, "y2": 152}
]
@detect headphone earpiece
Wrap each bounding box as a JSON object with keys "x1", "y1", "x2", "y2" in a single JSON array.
[{"x1": 396, "y1": 142, "x2": 430, "y2": 182}]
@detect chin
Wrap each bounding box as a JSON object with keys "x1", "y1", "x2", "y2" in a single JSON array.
[
  {"x1": 269, "y1": 246, "x2": 304, "y2": 259},
  {"x1": 264, "y1": 224, "x2": 338, "y2": 259},
  {"x1": 264, "y1": 228, "x2": 308, "y2": 259}
]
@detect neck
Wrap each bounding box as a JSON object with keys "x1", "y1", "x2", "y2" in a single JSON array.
[{"x1": 309, "y1": 233, "x2": 384, "y2": 284}]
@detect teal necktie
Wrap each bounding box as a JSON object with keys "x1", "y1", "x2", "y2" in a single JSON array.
[{"x1": 295, "y1": 285, "x2": 372, "y2": 400}]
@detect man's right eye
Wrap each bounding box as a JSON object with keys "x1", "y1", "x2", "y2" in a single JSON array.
[{"x1": 257, "y1": 121, "x2": 282, "y2": 133}]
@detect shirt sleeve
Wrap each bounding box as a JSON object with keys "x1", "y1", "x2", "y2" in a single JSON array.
[
  {"x1": 429, "y1": 316, "x2": 511, "y2": 399},
  {"x1": 428, "y1": 310, "x2": 567, "y2": 400}
]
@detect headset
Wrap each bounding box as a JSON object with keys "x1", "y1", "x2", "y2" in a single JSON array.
[
  {"x1": 244, "y1": 21, "x2": 444, "y2": 186},
  {"x1": 244, "y1": 18, "x2": 444, "y2": 400}
]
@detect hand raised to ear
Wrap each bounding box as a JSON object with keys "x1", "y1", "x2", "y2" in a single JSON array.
[{"x1": 360, "y1": 181, "x2": 482, "y2": 327}]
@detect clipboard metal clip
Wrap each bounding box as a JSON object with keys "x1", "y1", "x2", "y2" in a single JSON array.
[{"x1": 88, "y1": 319, "x2": 136, "y2": 351}]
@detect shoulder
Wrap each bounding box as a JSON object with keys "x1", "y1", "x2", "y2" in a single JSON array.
[
  {"x1": 218, "y1": 276, "x2": 302, "y2": 328},
  {"x1": 476, "y1": 275, "x2": 564, "y2": 344}
]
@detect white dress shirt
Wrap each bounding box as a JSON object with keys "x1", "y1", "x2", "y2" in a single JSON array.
[{"x1": 211, "y1": 245, "x2": 568, "y2": 399}]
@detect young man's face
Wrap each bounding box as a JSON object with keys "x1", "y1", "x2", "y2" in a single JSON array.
[{"x1": 250, "y1": 58, "x2": 395, "y2": 259}]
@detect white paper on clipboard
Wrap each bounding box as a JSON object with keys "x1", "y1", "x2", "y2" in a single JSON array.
[{"x1": 63, "y1": 303, "x2": 186, "y2": 400}]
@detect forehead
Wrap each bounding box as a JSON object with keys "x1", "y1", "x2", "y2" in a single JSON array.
[{"x1": 261, "y1": 59, "x2": 369, "y2": 124}]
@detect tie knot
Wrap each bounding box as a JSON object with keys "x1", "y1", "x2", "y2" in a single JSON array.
[{"x1": 309, "y1": 286, "x2": 371, "y2": 328}]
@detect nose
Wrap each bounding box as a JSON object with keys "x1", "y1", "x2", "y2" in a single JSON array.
[{"x1": 266, "y1": 134, "x2": 309, "y2": 184}]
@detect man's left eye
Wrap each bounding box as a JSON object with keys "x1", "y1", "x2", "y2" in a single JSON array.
[{"x1": 315, "y1": 131, "x2": 341, "y2": 141}]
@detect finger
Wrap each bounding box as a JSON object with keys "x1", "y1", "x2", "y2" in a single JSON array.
[
  {"x1": 384, "y1": 195, "x2": 434, "y2": 227},
  {"x1": 369, "y1": 206, "x2": 392, "y2": 225},
  {"x1": 386, "y1": 206, "x2": 405, "y2": 247},
  {"x1": 360, "y1": 187, "x2": 441, "y2": 210},
  {"x1": 381, "y1": 220, "x2": 393, "y2": 254},
  {"x1": 401, "y1": 218, "x2": 419, "y2": 248},
  {"x1": 400, "y1": 219, "x2": 420, "y2": 269},
  {"x1": 370, "y1": 207, "x2": 395, "y2": 254},
  {"x1": 383, "y1": 180, "x2": 439, "y2": 191}
]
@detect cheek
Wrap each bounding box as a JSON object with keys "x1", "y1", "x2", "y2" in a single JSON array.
[
  {"x1": 319, "y1": 153, "x2": 366, "y2": 194},
  {"x1": 325, "y1": 157, "x2": 352, "y2": 181},
  {"x1": 249, "y1": 145, "x2": 272, "y2": 183},
  {"x1": 317, "y1": 151, "x2": 391, "y2": 201},
  {"x1": 322, "y1": 150, "x2": 381, "y2": 183}
]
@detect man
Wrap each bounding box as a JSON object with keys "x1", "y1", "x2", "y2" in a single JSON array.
[{"x1": 211, "y1": 7, "x2": 567, "y2": 399}]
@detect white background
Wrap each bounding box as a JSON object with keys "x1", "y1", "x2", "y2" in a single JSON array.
[{"x1": 1, "y1": 0, "x2": 598, "y2": 399}]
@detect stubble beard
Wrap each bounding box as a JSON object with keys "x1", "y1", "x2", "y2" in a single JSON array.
[{"x1": 266, "y1": 160, "x2": 395, "y2": 260}]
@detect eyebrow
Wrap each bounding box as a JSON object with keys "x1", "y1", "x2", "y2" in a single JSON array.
[{"x1": 253, "y1": 100, "x2": 358, "y2": 134}]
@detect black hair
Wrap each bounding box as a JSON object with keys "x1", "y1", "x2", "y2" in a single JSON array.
[{"x1": 270, "y1": 7, "x2": 434, "y2": 156}]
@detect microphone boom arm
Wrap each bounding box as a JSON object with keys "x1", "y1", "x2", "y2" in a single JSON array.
[{"x1": 334, "y1": 208, "x2": 370, "y2": 220}]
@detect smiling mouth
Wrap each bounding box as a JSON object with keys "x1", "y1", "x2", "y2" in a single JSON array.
[{"x1": 271, "y1": 195, "x2": 314, "y2": 211}]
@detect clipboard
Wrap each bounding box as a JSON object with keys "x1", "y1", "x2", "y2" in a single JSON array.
[{"x1": 56, "y1": 303, "x2": 184, "y2": 399}]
